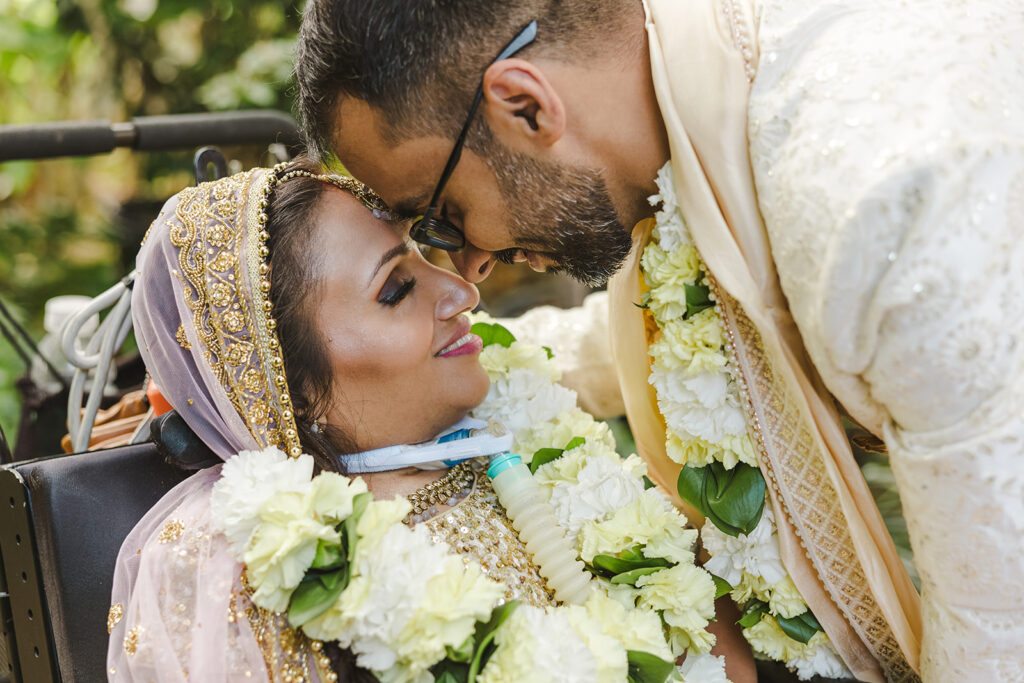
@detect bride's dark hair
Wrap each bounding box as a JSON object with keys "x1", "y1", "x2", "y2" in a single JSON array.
[
  {"x1": 265, "y1": 156, "x2": 361, "y2": 472},
  {"x1": 266, "y1": 156, "x2": 384, "y2": 681}
]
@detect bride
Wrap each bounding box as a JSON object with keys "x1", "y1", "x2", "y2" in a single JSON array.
[{"x1": 105, "y1": 161, "x2": 753, "y2": 682}]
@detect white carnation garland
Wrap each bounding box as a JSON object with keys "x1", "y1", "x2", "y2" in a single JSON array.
[
  {"x1": 210, "y1": 329, "x2": 727, "y2": 683},
  {"x1": 640, "y1": 163, "x2": 850, "y2": 680}
]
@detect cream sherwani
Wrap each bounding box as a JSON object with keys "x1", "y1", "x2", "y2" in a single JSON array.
[{"x1": 508, "y1": 1, "x2": 1024, "y2": 681}]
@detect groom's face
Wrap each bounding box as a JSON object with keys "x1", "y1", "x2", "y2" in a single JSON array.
[{"x1": 332, "y1": 99, "x2": 633, "y2": 286}]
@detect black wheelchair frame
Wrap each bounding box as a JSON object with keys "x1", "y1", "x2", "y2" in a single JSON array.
[{"x1": 0, "y1": 111, "x2": 300, "y2": 682}]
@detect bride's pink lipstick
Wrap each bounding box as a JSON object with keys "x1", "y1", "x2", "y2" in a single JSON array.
[
  {"x1": 436, "y1": 320, "x2": 483, "y2": 358},
  {"x1": 437, "y1": 333, "x2": 483, "y2": 358}
]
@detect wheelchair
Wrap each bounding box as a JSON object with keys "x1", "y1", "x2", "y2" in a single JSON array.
[{"x1": 0, "y1": 112, "x2": 297, "y2": 682}]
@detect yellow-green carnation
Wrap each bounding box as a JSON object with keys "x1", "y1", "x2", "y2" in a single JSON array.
[
  {"x1": 636, "y1": 564, "x2": 717, "y2": 655},
  {"x1": 578, "y1": 492, "x2": 685, "y2": 562},
  {"x1": 244, "y1": 490, "x2": 340, "y2": 613}
]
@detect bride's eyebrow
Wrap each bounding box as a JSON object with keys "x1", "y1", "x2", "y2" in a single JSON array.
[{"x1": 369, "y1": 243, "x2": 410, "y2": 286}]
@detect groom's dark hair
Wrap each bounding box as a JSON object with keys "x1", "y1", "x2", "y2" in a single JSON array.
[{"x1": 295, "y1": 0, "x2": 639, "y2": 161}]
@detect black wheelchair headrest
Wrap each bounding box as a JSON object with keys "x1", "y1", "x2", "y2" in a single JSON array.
[{"x1": 149, "y1": 410, "x2": 220, "y2": 471}]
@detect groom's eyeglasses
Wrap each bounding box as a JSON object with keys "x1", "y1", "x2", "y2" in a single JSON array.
[{"x1": 409, "y1": 20, "x2": 538, "y2": 252}]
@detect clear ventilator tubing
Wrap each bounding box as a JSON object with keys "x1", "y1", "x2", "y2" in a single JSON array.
[{"x1": 487, "y1": 453, "x2": 592, "y2": 605}]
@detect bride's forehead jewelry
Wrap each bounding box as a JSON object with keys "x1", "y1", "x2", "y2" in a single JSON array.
[{"x1": 252, "y1": 163, "x2": 387, "y2": 459}]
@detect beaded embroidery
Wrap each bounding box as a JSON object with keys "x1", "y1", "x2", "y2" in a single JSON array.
[{"x1": 415, "y1": 459, "x2": 556, "y2": 608}]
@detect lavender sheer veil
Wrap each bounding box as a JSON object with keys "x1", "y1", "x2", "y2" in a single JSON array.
[{"x1": 106, "y1": 167, "x2": 367, "y2": 681}]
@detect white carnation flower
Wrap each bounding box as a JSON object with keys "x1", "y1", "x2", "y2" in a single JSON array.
[
  {"x1": 652, "y1": 210, "x2": 692, "y2": 253},
  {"x1": 650, "y1": 162, "x2": 679, "y2": 216},
  {"x1": 309, "y1": 523, "x2": 450, "y2": 674},
  {"x1": 565, "y1": 603, "x2": 629, "y2": 682},
  {"x1": 479, "y1": 343, "x2": 560, "y2": 382},
  {"x1": 472, "y1": 367, "x2": 577, "y2": 435},
  {"x1": 790, "y1": 636, "x2": 851, "y2": 681},
  {"x1": 650, "y1": 367, "x2": 747, "y2": 444},
  {"x1": 649, "y1": 163, "x2": 692, "y2": 252},
  {"x1": 620, "y1": 453, "x2": 648, "y2": 480},
  {"x1": 512, "y1": 408, "x2": 616, "y2": 458},
  {"x1": 548, "y1": 456, "x2": 645, "y2": 541},
  {"x1": 701, "y1": 506, "x2": 787, "y2": 586},
  {"x1": 479, "y1": 606, "x2": 597, "y2": 683},
  {"x1": 210, "y1": 447, "x2": 314, "y2": 556},
  {"x1": 244, "y1": 491, "x2": 339, "y2": 613},
  {"x1": 678, "y1": 653, "x2": 729, "y2": 683},
  {"x1": 584, "y1": 591, "x2": 673, "y2": 662}
]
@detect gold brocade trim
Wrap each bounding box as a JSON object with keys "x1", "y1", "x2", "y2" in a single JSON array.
[
  {"x1": 166, "y1": 170, "x2": 289, "y2": 450},
  {"x1": 711, "y1": 282, "x2": 919, "y2": 683}
]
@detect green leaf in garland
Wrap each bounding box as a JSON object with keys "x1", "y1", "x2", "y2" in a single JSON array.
[
  {"x1": 677, "y1": 465, "x2": 742, "y2": 535},
  {"x1": 634, "y1": 291, "x2": 652, "y2": 310},
  {"x1": 642, "y1": 475, "x2": 657, "y2": 490},
  {"x1": 626, "y1": 650, "x2": 675, "y2": 683},
  {"x1": 776, "y1": 610, "x2": 823, "y2": 644},
  {"x1": 684, "y1": 283, "x2": 713, "y2": 318},
  {"x1": 710, "y1": 573, "x2": 733, "y2": 600},
  {"x1": 469, "y1": 321, "x2": 516, "y2": 348},
  {"x1": 310, "y1": 539, "x2": 344, "y2": 571},
  {"x1": 610, "y1": 566, "x2": 665, "y2": 586},
  {"x1": 676, "y1": 465, "x2": 705, "y2": 512},
  {"x1": 467, "y1": 601, "x2": 520, "y2": 683},
  {"x1": 288, "y1": 568, "x2": 348, "y2": 627},
  {"x1": 704, "y1": 462, "x2": 766, "y2": 537},
  {"x1": 344, "y1": 492, "x2": 373, "y2": 563},
  {"x1": 676, "y1": 462, "x2": 767, "y2": 537},
  {"x1": 618, "y1": 545, "x2": 648, "y2": 563},
  {"x1": 528, "y1": 447, "x2": 565, "y2": 474},
  {"x1": 446, "y1": 634, "x2": 476, "y2": 663},
  {"x1": 431, "y1": 658, "x2": 468, "y2": 683},
  {"x1": 589, "y1": 549, "x2": 672, "y2": 578},
  {"x1": 563, "y1": 436, "x2": 586, "y2": 450},
  {"x1": 737, "y1": 599, "x2": 768, "y2": 629},
  {"x1": 542, "y1": 345, "x2": 554, "y2": 359},
  {"x1": 433, "y1": 671, "x2": 465, "y2": 683}
]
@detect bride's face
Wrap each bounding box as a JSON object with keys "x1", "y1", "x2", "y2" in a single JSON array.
[{"x1": 311, "y1": 189, "x2": 489, "y2": 451}]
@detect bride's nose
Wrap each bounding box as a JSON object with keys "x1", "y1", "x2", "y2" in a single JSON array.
[
  {"x1": 449, "y1": 244, "x2": 495, "y2": 283},
  {"x1": 435, "y1": 269, "x2": 481, "y2": 320}
]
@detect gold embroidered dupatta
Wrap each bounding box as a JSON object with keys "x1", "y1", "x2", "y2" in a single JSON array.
[{"x1": 607, "y1": 1, "x2": 921, "y2": 680}]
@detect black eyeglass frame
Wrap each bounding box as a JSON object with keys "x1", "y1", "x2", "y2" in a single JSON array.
[{"x1": 409, "y1": 20, "x2": 538, "y2": 251}]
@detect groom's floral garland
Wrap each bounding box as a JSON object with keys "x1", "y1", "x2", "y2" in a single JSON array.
[
  {"x1": 640, "y1": 163, "x2": 850, "y2": 680},
  {"x1": 209, "y1": 325, "x2": 728, "y2": 683}
]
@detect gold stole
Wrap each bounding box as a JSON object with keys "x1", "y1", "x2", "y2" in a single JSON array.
[{"x1": 607, "y1": 1, "x2": 922, "y2": 680}]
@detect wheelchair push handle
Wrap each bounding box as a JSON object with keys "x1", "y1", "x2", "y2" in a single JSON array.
[{"x1": 0, "y1": 110, "x2": 301, "y2": 162}]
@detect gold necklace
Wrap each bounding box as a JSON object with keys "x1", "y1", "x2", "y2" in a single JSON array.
[{"x1": 405, "y1": 462, "x2": 475, "y2": 521}]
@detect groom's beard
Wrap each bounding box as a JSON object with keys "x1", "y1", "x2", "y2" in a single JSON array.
[{"x1": 485, "y1": 140, "x2": 633, "y2": 288}]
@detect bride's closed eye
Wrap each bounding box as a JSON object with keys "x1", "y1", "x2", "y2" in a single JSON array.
[{"x1": 378, "y1": 274, "x2": 416, "y2": 306}]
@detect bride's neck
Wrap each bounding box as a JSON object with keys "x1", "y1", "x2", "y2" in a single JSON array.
[{"x1": 357, "y1": 467, "x2": 449, "y2": 499}]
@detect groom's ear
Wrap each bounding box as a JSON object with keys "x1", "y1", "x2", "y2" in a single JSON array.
[{"x1": 482, "y1": 58, "x2": 565, "y2": 149}]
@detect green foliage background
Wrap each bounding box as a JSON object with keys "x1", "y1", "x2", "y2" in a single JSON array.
[{"x1": 0, "y1": 0, "x2": 304, "y2": 444}]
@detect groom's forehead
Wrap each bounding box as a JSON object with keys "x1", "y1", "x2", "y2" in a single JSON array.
[{"x1": 333, "y1": 97, "x2": 449, "y2": 212}]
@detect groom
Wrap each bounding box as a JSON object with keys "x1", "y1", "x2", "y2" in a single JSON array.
[{"x1": 294, "y1": 1, "x2": 1024, "y2": 682}]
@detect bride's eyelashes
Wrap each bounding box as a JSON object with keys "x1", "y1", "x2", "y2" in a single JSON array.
[{"x1": 378, "y1": 275, "x2": 417, "y2": 306}]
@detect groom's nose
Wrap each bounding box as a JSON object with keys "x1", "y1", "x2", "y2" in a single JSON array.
[{"x1": 449, "y1": 245, "x2": 496, "y2": 283}]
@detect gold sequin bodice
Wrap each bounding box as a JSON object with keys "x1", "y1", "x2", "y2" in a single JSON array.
[{"x1": 415, "y1": 459, "x2": 555, "y2": 608}]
